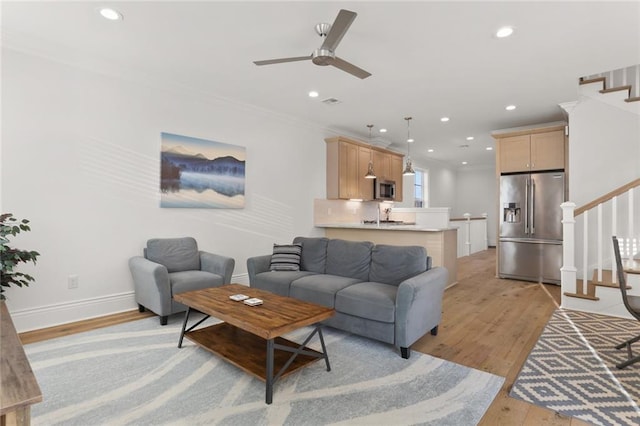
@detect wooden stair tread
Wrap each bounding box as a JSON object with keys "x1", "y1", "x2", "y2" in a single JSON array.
[
  {"x1": 625, "y1": 96, "x2": 640, "y2": 103},
  {"x1": 590, "y1": 269, "x2": 632, "y2": 289},
  {"x1": 599, "y1": 85, "x2": 631, "y2": 94},
  {"x1": 564, "y1": 292, "x2": 599, "y2": 301},
  {"x1": 579, "y1": 77, "x2": 606, "y2": 85}
]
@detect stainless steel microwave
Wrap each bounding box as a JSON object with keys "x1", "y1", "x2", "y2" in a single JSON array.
[{"x1": 374, "y1": 179, "x2": 396, "y2": 201}]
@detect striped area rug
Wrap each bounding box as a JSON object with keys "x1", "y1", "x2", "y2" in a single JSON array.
[
  {"x1": 26, "y1": 315, "x2": 504, "y2": 425},
  {"x1": 510, "y1": 309, "x2": 640, "y2": 425}
]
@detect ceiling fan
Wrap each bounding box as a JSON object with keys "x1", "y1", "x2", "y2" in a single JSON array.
[{"x1": 253, "y1": 9, "x2": 371, "y2": 79}]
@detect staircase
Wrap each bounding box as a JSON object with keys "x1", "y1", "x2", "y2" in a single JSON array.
[
  {"x1": 561, "y1": 65, "x2": 640, "y2": 319},
  {"x1": 578, "y1": 64, "x2": 640, "y2": 113}
]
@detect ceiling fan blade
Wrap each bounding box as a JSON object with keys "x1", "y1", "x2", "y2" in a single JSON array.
[
  {"x1": 253, "y1": 56, "x2": 312, "y2": 66},
  {"x1": 331, "y1": 57, "x2": 371, "y2": 79},
  {"x1": 321, "y1": 9, "x2": 357, "y2": 52}
]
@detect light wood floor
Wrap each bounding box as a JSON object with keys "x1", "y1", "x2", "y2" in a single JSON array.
[{"x1": 19, "y1": 249, "x2": 589, "y2": 425}]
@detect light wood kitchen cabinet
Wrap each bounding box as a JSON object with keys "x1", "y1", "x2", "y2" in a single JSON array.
[
  {"x1": 326, "y1": 136, "x2": 404, "y2": 201},
  {"x1": 494, "y1": 123, "x2": 566, "y2": 174},
  {"x1": 358, "y1": 146, "x2": 374, "y2": 200},
  {"x1": 390, "y1": 155, "x2": 403, "y2": 202},
  {"x1": 373, "y1": 151, "x2": 391, "y2": 180}
]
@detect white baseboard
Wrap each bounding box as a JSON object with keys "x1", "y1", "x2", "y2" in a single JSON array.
[
  {"x1": 11, "y1": 292, "x2": 138, "y2": 333},
  {"x1": 12, "y1": 273, "x2": 251, "y2": 333}
]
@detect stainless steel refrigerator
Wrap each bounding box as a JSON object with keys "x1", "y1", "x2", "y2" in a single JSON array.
[{"x1": 499, "y1": 171, "x2": 565, "y2": 284}]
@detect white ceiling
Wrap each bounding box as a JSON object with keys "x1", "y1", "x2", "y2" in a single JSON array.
[{"x1": 3, "y1": 1, "x2": 640, "y2": 169}]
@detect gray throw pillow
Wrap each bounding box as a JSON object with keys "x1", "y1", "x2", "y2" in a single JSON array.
[{"x1": 270, "y1": 243, "x2": 302, "y2": 271}]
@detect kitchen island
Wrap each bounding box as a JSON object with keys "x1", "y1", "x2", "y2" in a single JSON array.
[{"x1": 316, "y1": 223, "x2": 457, "y2": 287}]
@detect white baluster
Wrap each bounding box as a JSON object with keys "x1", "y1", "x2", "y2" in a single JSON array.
[
  {"x1": 482, "y1": 213, "x2": 488, "y2": 250},
  {"x1": 612, "y1": 196, "x2": 617, "y2": 284},
  {"x1": 463, "y1": 213, "x2": 471, "y2": 256},
  {"x1": 629, "y1": 188, "x2": 635, "y2": 240},
  {"x1": 597, "y1": 203, "x2": 603, "y2": 283}
]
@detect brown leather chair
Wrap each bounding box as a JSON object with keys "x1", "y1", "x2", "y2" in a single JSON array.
[{"x1": 612, "y1": 236, "x2": 640, "y2": 369}]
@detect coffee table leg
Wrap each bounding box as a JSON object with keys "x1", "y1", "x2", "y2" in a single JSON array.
[
  {"x1": 178, "y1": 307, "x2": 191, "y2": 348},
  {"x1": 317, "y1": 326, "x2": 331, "y2": 372},
  {"x1": 266, "y1": 338, "x2": 274, "y2": 404}
]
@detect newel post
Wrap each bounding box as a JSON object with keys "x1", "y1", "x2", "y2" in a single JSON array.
[
  {"x1": 463, "y1": 213, "x2": 472, "y2": 256},
  {"x1": 561, "y1": 202, "x2": 577, "y2": 300}
]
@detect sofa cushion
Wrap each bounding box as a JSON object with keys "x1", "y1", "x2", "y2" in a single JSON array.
[
  {"x1": 147, "y1": 237, "x2": 200, "y2": 273},
  {"x1": 293, "y1": 237, "x2": 328, "y2": 273},
  {"x1": 270, "y1": 243, "x2": 302, "y2": 271},
  {"x1": 369, "y1": 244, "x2": 428, "y2": 286},
  {"x1": 170, "y1": 270, "x2": 223, "y2": 295},
  {"x1": 290, "y1": 274, "x2": 361, "y2": 308},
  {"x1": 325, "y1": 239, "x2": 373, "y2": 281},
  {"x1": 252, "y1": 270, "x2": 317, "y2": 297},
  {"x1": 335, "y1": 282, "x2": 397, "y2": 323}
]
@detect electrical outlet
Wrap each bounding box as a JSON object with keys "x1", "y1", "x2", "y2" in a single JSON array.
[
  {"x1": 328, "y1": 208, "x2": 332, "y2": 215},
  {"x1": 68, "y1": 274, "x2": 79, "y2": 289}
]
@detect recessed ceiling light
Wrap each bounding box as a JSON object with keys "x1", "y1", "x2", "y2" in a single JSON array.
[
  {"x1": 462, "y1": 161, "x2": 468, "y2": 165},
  {"x1": 407, "y1": 138, "x2": 414, "y2": 143},
  {"x1": 379, "y1": 128, "x2": 387, "y2": 133},
  {"x1": 486, "y1": 147, "x2": 494, "y2": 151},
  {"x1": 440, "y1": 117, "x2": 450, "y2": 122},
  {"x1": 496, "y1": 26, "x2": 514, "y2": 38},
  {"x1": 99, "y1": 8, "x2": 123, "y2": 20},
  {"x1": 505, "y1": 105, "x2": 517, "y2": 111},
  {"x1": 466, "y1": 136, "x2": 474, "y2": 141},
  {"x1": 308, "y1": 91, "x2": 319, "y2": 98},
  {"x1": 427, "y1": 149, "x2": 434, "y2": 153}
]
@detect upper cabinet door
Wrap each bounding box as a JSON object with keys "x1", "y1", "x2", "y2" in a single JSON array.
[
  {"x1": 358, "y1": 146, "x2": 374, "y2": 200},
  {"x1": 499, "y1": 135, "x2": 531, "y2": 173},
  {"x1": 530, "y1": 130, "x2": 565, "y2": 171},
  {"x1": 372, "y1": 151, "x2": 391, "y2": 180}
]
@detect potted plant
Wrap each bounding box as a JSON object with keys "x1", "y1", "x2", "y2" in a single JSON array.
[{"x1": 1, "y1": 213, "x2": 40, "y2": 300}]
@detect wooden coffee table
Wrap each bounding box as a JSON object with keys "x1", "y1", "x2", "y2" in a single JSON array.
[{"x1": 174, "y1": 284, "x2": 335, "y2": 404}]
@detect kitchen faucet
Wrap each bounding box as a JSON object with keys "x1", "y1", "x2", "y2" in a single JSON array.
[{"x1": 384, "y1": 207, "x2": 392, "y2": 221}]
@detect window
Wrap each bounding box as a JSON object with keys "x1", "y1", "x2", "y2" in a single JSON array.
[{"x1": 414, "y1": 169, "x2": 428, "y2": 207}]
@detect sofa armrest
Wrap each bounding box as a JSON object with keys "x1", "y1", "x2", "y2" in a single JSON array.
[
  {"x1": 247, "y1": 254, "x2": 272, "y2": 284},
  {"x1": 395, "y1": 266, "x2": 449, "y2": 348},
  {"x1": 128, "y1": 256, "x2": 172, "y2": 313},
  {"x1": 200, "y1": 251, "x2": 235, "y2": 284}
]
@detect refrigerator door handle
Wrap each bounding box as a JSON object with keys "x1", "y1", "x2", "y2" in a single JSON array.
[
  {"x1": 524, "y1": 178, "x2": 529, "y2": 234},
  {"x1": 531, "y1": 178, "x2": 535, "y2": 235}
]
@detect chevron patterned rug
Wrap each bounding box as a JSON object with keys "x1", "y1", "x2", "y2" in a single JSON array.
[
  {"x1": 25, "y1": 315, "x2": 504, "y2": 425},
  {"x1": 510, "y1": 309, "x2": 640, "y2": 425}
]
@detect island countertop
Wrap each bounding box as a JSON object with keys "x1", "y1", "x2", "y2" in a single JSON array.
[{"x1": 315, "y1": 223, "x2": 457, "y2": 232}]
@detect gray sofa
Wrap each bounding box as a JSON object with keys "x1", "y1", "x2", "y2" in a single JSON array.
[{"x1": 247, "y1": 237, "x2": 448, "y2": 358}]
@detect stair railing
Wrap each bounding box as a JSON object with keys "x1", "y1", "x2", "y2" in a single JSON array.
[{"x1": 562, "y1": 179, "x2": 640, "y2": 299}]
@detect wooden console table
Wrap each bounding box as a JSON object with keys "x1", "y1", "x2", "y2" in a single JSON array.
[{"x1": 0, "y1": 301, "x2": 42, "y2": 426}]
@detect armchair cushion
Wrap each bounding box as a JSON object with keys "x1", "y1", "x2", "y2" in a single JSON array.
[
  {"x1": 170, "y1": 270, "x2": 224, "y2": 295},
  {"x1": 146, "y1": 237, "x2": 200, "y2": 273}
]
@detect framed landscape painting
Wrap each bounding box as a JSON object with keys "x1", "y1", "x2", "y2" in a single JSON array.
[{"x1": 160, "y1": 132, "x2": 245, "y2": 208}]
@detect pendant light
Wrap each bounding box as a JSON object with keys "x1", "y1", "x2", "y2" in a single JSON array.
[
  {"x1": 364, "y1": 124, "x2": 376, "y2": 179},
  {"x1": 403, "y1": 117, "x2": 415, "y2": 176}
]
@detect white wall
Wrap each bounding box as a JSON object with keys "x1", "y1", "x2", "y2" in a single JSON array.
[
  {"x1": 452, "y1": 167, "x2": 497, "y2": 246},
  {"x1": 1, "y1": 48, "x2": 328, "y2": 331},
  {"x1": 569, "y1": 99, "x2": 640, "y2": 206}
]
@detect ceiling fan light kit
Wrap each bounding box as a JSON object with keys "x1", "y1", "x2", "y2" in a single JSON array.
[{"x1": 253, "y1": 9, "x2": 371, "y2": 79}]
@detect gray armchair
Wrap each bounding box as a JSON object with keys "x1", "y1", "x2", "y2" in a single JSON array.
[{"x1": 129, "y1": 237, "x2": 234, "y2": 325}]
